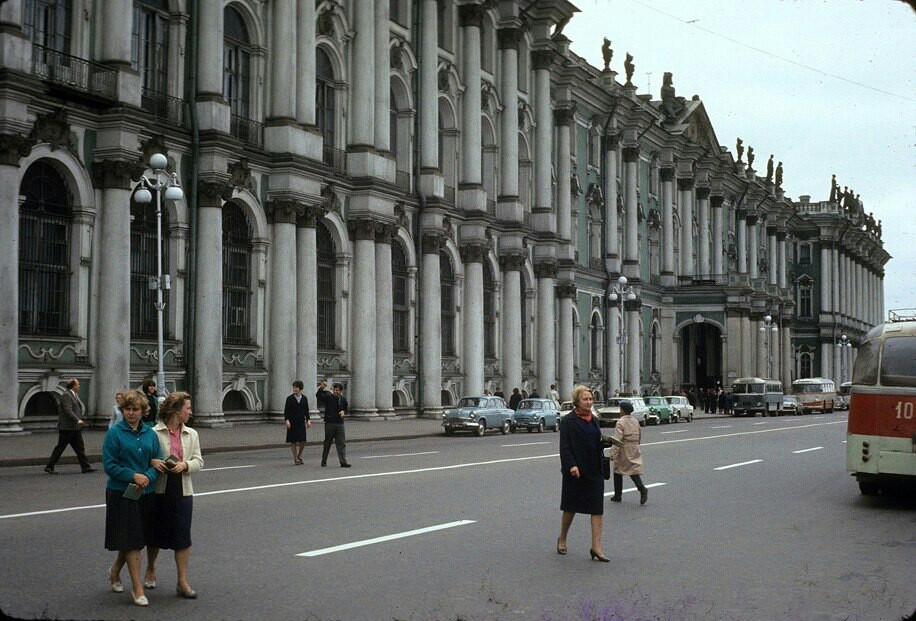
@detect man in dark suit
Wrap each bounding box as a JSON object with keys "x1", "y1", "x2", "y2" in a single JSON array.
[
  {"x1": 45, "y1": 378, "x2": 95, "y2": 474},
  {"x1": 316, "y1": 380, "x2": 351, "y2": 468}
]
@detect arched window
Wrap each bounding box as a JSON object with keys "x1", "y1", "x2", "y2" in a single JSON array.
[
  {"x1": 130, "y1": 192, "x2": 171, "y2": 339},
  {"x1": 222, "y1": 202, "x2": 252, "y2": 344},
  {"x1": 132, "y1": 0, "x2": 169, "y2": 96},
  {"x1": 317, "y1": 221, "x2": 336, "y2": 350},
  {"x1": 23, "y1": 391, "x2": 60, "y2": 418},
  {"x1": 223, "y1": 5, "x2": 251, "y2": 120},
  {"x1": 440, "y1": 251, "x2": 455, "y2": 356},
  {"x1": 23, "y1": 0, "x2": 72, "y2": 53},
  {"x1": 222, "y1": 389, "x2": 248, "y2": 412},
  {"x1": 392, "y1": 242, "x2": 409, "y2": 353},
  {"x1": 316, "y1": 48, "x2": 336, "y2": 151},
  {"x1": 590, "y1": 313, "x2": 602, "y2": 370},
  {"x1": 483, "y1": 262, "x2": 496, "y2": 357},
  {"x1": 19, "y1": 161, "x2": 70, "y2": 336},
  {"x1": 800, "y1": 351, "x2": 813, "y2": 379}
]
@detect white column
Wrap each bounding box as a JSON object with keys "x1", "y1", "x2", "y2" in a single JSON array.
[
  {"x1": 532, "y1": 50, "x2": 553, "y2": 222},
  {"x1": 420, "y1": 234, "x2": 443, "y2": 415},
  {"x1": 855, "y1": 262, "x2": 864, "y2": 323},
  {"x1": 623, "y1": 144, "x2": 640, "y2": 277},
  {"x1": 605, "y1": 134, "x2": 621, "y2": 272},
  {"x1": 821, "y1": 342, "x2": 832, "y2": 379},
  {"x1": 295, "y1": 212, "x2": 318, "y2": 388},
  {"x1": 830, "y1": 246, "x2": 840, "y2": 317},
  {"x1": 740, "y1": 314, "x2": 752, "y2": 377},
  {"x1": 609, "y1": 305, "x2": 621, "y2": 394},
  {"x1": 459, "y1": 5, "x2": 483, "y2": 188},
  {"x1": 269, "y1": 0, "x2": 296, "y2": 120},
  {"x1": 747, "y1": 216, "x2": 759, "y2": 280},
  {"x1": 501, "y1": 257, "x2": 523, "y2": 395},
  {"x1": 197, "y1": 0, "x2": 225, "y2": 97},
  {"x1": 757, "y1": 319, "x2": 767, "y2": 377},
  {"x1": 661, "y1": 167, "x2": 676, "y2": 277},
  {"x1": 778, "y1": 233, "x2": 787, "y2": 290},
  {"x1": 679, "y1": 177, "x2": 695, "y2": 277},
  {"x1": 736, "y1": 213, "x2": 747, "y2": 274},
  {"x1": 462, "y1": 246, "x2": 486, "y2": 396},
  {"x1": 711, "y1": 195, "x2": 724, "y2": 276},
  {"x1": 820, "y1": 244, "x2": 832, "y2": 314},
  {"x1": 498, "y1": 29, "x2": 520, "y2": 198},
  {"x1": 99, "y1": 0, "x2": 133, "y2": 67},
  {"x1": 375, "y1": 227, "x2": 393, "y2": 413},
  {"x1": 350, "y1": 220, "x2": 377, "y2": 415},
  {"x1": 555, "y1": 108, "x2": 573, "y2": 241},
  {"x1": 296, "y1": 0, "x2": 316, "y2": 126},
  {"x1": 767, "y1": 229, "x2": 778, "y2": 285},
  {"x1": 697, "y1": 187, "x2": 710, "y2": 276},
  {"x1": 536, "y1": 263, "x2": 556, "y2": 395},
  {"x1": 419, "y1": 0, "x2": 439, "y2": 171},
  {"x1": 267, "y1": 204, "x2": 298, "y2": 414},
  {"x1": 557, "y1": 285, "x2": 575, "y2": 401},
  {"x1": 350, "y1": 0, "x2": 375, "y2": 147},
  {"x1": 627, "y1": 307, "x2": 641, "y2": 393},
  {"x1": 374, "y1": 0, "x2": 390, "y2": 151}
]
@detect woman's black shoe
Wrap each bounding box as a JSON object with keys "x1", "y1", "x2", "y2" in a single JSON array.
[
  {"x1": 610, "y1": 495, "x2": 621, "y2": 502},
  {"x1": 589, "y1": 549, "x2": 610, "y2": 562}
]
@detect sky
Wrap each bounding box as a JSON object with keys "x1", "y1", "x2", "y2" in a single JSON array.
[{"x1": 565, "y1": 0, "x2": 915, "y2": 314}]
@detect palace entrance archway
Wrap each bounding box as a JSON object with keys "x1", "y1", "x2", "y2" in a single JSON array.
[{"x1": 678, "y1": 321, "x2": 723, "y2": 391}]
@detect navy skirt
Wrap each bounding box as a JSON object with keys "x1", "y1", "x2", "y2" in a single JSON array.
[
  {"x1": 149, "y1": 473, "x2": 193, "y2": 550},
  {"x1": 104, "y1": 487, "x2": 154, "y2": 551}
]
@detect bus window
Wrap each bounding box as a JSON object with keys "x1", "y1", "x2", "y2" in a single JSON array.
[
  {"x1": 851, "y1": 339, "x2": 879, "y2": 385},
  {"x1": 880, "y1": 336, "x2": 916, "y2": 387}
]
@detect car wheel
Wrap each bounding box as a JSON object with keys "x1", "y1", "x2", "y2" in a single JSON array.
[
  {"x1": 688, "y1": 414, "x2": 693, "y2": 422},
  {"x1": 501, "y1": 419, "x2": 511, "y2": 435},
  {"x1": 639, "y1": 418, "x2": 646, "y2": 427},
  {"x1": 476, "y1": 420, "x2": 486, "y2": 437},
  {"x1": 538, "y1": 419, "x2": 545, "y2": 433},
  {"x1": 553, "y1": 419, "x2": 560, "y2": 432},
  {"x1": 444, "y1": 428, "x2": 454, "y2": 436},
  {"x1": 858, "y1": 480, "x2": 881, "y2": 496}
]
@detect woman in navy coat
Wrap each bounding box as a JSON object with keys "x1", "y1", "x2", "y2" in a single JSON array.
[
  {"x1": 284, "y1": 381, "x2": 311, "y2": 465},
  {"x1": 557, "y1": 385, "x2": 609, "y2": 562}
]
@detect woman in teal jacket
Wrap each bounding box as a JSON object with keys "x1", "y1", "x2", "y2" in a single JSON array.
[{"x1": 103, "y1": 389, "x2": 160, "y2": 607}]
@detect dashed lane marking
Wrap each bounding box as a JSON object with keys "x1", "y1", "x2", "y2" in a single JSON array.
[
  {"x1": 360, "y1": 451, "x2": 439, "y2": 459},
  {"x1": 660, "y1": 430, "x2": 690, "y2": 435},
  {"x1": 501, "y1": 441, "x2": 552, "y2": 447},
  {"x1": 604, "y1": 482, "x2": 667, "y2": 497},
  {"x1": 297, "y1": 520, "x2": 476, "y2": 557},
  {"x1": 204, "y1": 465, "x2": 259, "y2": 471},
  {"x1": 793, "y1": 446, "x2": 823, "y2": 454},
  {"x1": 710, "y1": 425, "x2": 732, "y2": 429},
  {"x1": 714, "y1": 459, "x2": 763, "y2": 471}
]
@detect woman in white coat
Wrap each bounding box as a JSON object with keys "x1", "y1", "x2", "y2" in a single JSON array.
[
  {"x1": 146, "y1": 391, "x2": 204, "y2": 598},
  {"x1": 609, "y1": 400, "x2": 649, "y2": 504}
]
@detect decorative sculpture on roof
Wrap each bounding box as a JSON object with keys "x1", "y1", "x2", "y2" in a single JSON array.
[
  {"x1": 775, "y1": 162, "x2": 783, "y2": 189},
  {"x1": 661, "y1": 72, "x2": 681, "y2": 120},
  {"x1": 829, "y1": 174, "x2": 837, "y2": 203},
  {"x1": 624, "y1": 53, "x2": 635, "y2": 86},
  {"x1": 877, "y1": 219, "x2": 882, "y2": 238},
  {"x1": 746, "y1": 146, "x2": 755, "y2": 169},
  {"x1": 765, "y1": 155, "x2": 774, "y2": 184},
  {"x1": 601, "y1": 38, "x2": 613, "y2": 71},
  {"x1": 736, "y1": 138, "x2": 744, "y2": 163}
]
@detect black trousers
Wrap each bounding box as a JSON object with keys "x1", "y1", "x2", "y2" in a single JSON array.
[
  {"x1": 322, "y1": 423, "x2": 347, "y2": 465},
  {"x1": 47, "y1": 429, "x2": 91, "y2": 470},
  {"x1": 613, "y1": 473, "x2": 647, "y2": 497}
]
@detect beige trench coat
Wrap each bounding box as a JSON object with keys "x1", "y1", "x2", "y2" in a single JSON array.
[{"x1": 611, "y1": 414, "x2": 644, "y2": 476}]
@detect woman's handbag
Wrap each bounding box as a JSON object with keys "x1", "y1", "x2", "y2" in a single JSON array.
[{"x1": 601, "y1": 454, "x2": 612, "y2": 480}]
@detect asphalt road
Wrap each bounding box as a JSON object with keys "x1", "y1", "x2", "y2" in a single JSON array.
[{"x1": 1, "y1": 414, "x2": 913, "y2": 621}]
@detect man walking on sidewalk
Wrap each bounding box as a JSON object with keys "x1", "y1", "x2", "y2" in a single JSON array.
[
  {"x1": 316, "y1": 381, "x2": 351, "y2": 468},
  {"x1": 45, "y1": 379, "x2": 95, "y2": 474}
]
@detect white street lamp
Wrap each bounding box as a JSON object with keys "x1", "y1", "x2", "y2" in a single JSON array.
[
  {"x1": 134, "y1": 153, "x2": 183, "y2": 398},
  {"x1": 759, "y1": 314, "x2": 778, "y2": 379},
  {"x1": 836, "y1": 334, "x2": 852, "y2": 385},
  {"x1": 609, "y1": 276, "x2": 638, "y2": 394}
]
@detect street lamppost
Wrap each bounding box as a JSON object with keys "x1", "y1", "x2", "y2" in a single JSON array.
[
  {"x1": 609, "y1": 276, "x2": 637, "y2": 394},
  {"x1": 836, "y1": 334, "x2": 852, "y2": 384},
  {"x1": 759, "y1": 314, "x2": 778, "y2": 379},
  {"x1": 133, "y1": 153, "x2": 183, "y2": 398}
]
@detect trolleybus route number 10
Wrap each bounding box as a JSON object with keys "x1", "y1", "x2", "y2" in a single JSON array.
[{"x1": 894, "y1": 401, "x2": 914, "y2": 419}]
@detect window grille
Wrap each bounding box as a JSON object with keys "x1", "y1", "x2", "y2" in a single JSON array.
[
  {"x1": 392, "y1": 242, "x2": 409, "y2": 352},
  {"x1": 130, "y1": 192, "x2": 171, "y2": 339},
  {"x1": 222, "y1": 202, "x2": 252, "y2": 344},
  {"x1": 317, "y1": 221, "x2": 336, "y2": 349}
]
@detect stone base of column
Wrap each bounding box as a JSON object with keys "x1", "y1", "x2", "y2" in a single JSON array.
[
  {"x1": 264, "y1": 122, "x2": 322, "y2": 159},
  {"x1": 605, "y1": 256, "x2": 621, "y2": 275},
  {"x1": 0, "y1": 420, "x2": 29, "y2": 436},
  {"x1": 350, "y1": 409, "x2": 380, "y2": 420},
  {"x1": 0, "y1": 27, "x2": 32, "y2": 73},
  {"x1": 196, "y1": 97, "x2": 231, "y2": 134},
  {"x1": 623, "y1": 260, "x2": 640, "y2": 280},
  {"x1": 531, "y1": 210, "x2": 556, "y2": 234},
  {"x1": 496, "y1": 197, "x2": 523, "y2": 222},
  {"x1": 661, "y1": 273, "x2": 677, "y2": 287},
  {"x1": 420, "y1": 408, "x2": 444, "y2": 419},
  {"x1": 420, "y1": 170, "x2": 444, "y2": 198},
  {"x1": 192, "y1": 413, "x2": 233, "y2": 428},
  {"x1": 347, "y1": 148, "x2": 395, "y2": 182},
  {"x1": 111, "y1": 68, "x2": 142, "y2": 107},
  {"x1": 459, "y1": 185, "x2": 487, "y2": 213}
]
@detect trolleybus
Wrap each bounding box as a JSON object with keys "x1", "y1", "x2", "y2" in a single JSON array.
[
  {"x1": 731, "y1": 377, "x2": 783, "y2": 416},
  {"x1": 846, "y1": 309, "x2": 916, "y2": 495},
  {"x1": 791, "y1": 377, "x2": 837, "y2": 413}
]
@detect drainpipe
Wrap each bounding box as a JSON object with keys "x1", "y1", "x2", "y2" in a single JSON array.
[
  {"x1": 412, "y1": 0, "x2": 425, "y2": 416},
  {"x1": 185, "y1": 0, "x2": 200, "y2": 397}
]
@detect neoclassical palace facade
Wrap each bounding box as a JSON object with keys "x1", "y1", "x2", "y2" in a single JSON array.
[{"x1": 0, "y1": 0, "x2": 889, "y2": 432}]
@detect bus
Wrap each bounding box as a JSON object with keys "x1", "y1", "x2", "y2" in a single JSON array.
[
  {"x1": 791, "y1": 378, "x2": 837, "y2": 413},
  {"x1": 847, "y1": 309, "x2": 916, "y2": 495},
  {"x1": 731, "y1": 377, "x2": 783, "y2": 417},
  {"x1": 837, "y1": 382, "x2": 852, "y2": 410}
]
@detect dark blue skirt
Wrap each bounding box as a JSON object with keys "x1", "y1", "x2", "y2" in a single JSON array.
[
  {"x1": 149, "y1": 473, "x2": 193, "y2": 550},
  {"x1": 104, "y1": 487, "x2": 154, "y2": 551}
]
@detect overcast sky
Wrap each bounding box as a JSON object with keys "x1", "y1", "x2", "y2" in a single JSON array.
[{"x1": 565, "y1": 0, "x2": 915, "y2": 315}]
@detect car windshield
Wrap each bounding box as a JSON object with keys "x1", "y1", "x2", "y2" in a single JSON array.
[
  {"x1": 783, "y1": 396, "x2": 797, "y2": 403},
  {"x1": 518, "y1": 400, "x2": 542, "y2": 409},
  {"x1": 733, "y1": 383, "x2": 764, "y2": 394},
  {"x1": 458, "y1": 398, "x2": 484, "y2": 408}
]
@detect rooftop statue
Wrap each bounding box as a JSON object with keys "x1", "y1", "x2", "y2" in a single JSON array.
[
  {"x1": 747, "y1": 146, "x2": 755, "y2": 169},
  {"x1": 736, "y1": 138, "x2": 744, "y2": 163},
  {"x1": 602, "y1": 38, "x2": 613, "y2": 71},
  {"x1": 765, "y1": 155, "x2": 774, "y2": 184},
  {"x1": 829, "y1": 174, "x2": 837, "y2": 203},
  {"x1": 775, "y1": 162, "x2": 783, "y2": 189},
  {"x1": 624, "y1": 53, "x2": 635, "y2": 86}
]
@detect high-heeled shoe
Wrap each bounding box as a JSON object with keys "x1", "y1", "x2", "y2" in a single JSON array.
[
  {"x1": 556, "y1": 538, "x2": 567, "y2": 555},
  {"x1": 176, "y1": 586, "x2": 198, "y2": 599},
  {"x1": 107, "y1": 566, "x2": 123, "y2": 593},
  {"x1": 144, "y1": 578, "x2": 157, "y2": 589},
  {"x1": 132, "y1": 593, "x2": 149, "y2": 607},
  {"x1": 589, "y1": 549, "x2": 610, "y2": 562}
]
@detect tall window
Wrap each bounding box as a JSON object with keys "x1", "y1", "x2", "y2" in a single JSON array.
[
  {"x1": 223, "y1": 6, "x2": 251, "y2": 119},
  {"x1": 131, "y1": 0, "x2": 169, "y2": 94},
  {"x1": 798, "y1": 243, "x2": 811, "y2": 266},
  {"x1": 590, "y1": 313, "x2": 601, "y2": 370},
  {"x1": 19, "y1": 161, "x2": 70, "y2": 336},
  {"x1": 130, "y1": 193, "x2": 170, "y2": 339},
  {"x1": 441, "y1": 251, "x2": 455, "y2": 356},
  {"x1": 316, "y1": 48, "x2": 336, "y2": 148},
  {"x1": 317, "y1": 222, "x2": 336, "y2": 349},
  {"x1": 437, "y1": 0, "x2": 453, "y2": 51},
  {"x1": 23, "y1": 0, "x2": 72, "y2": 52},
  {"x1": 483, "y1": 263, "x2": 496, "y2": 357},
  {"x1": 798, "y1": 283, "x2": 812, "y2": 318},
  {"x1": 392, "y1": 242, "x2": 409, "y2": 352},
  {"x1": 222, "y1": 202, "x2": 252, "y2": 344},
  {"x1": 800, "y1": 351, "x2": 813, "y2": 379},
  {"x1": 390, "y1": 87, "x2": 399, "y2": 159}
]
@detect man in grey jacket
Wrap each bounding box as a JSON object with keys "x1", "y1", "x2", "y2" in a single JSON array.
[{"x1": 45, "y1": 379, "x2": 95, "y2": 474}]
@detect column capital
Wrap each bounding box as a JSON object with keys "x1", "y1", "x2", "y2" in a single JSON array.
[
  {"x1": 624, "y1": 298, "x2": 642, "y2": 312},
  {"x1": 460, "y1": 242, "x2": 490, "y2": 264},
  {"x1": 605, "y1": 130, "x2": 621, "y2": 150},
  {"x1": 296, "y1": 204, "x2": 328, "y2": 228},
  {"x1": 534, "y1": 260, "x2": 557, "y2": 279},
  {"x1": 497, "y1": 27, "x2": 524, "y2": 51},
  {"x1": 0, "y1": 133, "x2": 36, "y2": 166},
  {"x1": 553, "y1": 104, "x2": 577, "y2": 127},
  {"x1": 421, "y1": 231, "x2": 448, "y2": 254},
  {"x1": 348, "y1": 218, "x2": 377, "y2": 241},
  {"x1": 710, "y1": 194, "x2": 725, "y2": 209},
  {"x1": 659, "y1": 166, "x2": 675, "y2": 182},
  {"x1": 531, "y1": 49, "x2": 556, "y2": 71},
  {"x1": 375, "y1": 222, "x2": 399, "y2": 244},
  {"x1": 696, "y1": 186, "x2": 711, "y2": 200},
  {"x1": 745, "y1": 213, "x2": 759, "y2": 226},
  {"x1": 676, "y1": 176, "x2": 694, "y2": 191},
  {"x1": 499, "y1": 252, "x2": 526, "y2": 272},
  {"x1": 622, "y1": 144, "x2": 640, "y2": 163},
  {"x1": 458, "y1": 3, "x2": 485, "y2": 28},
  {"x1": 198, "y1": 179, "x2": 234, "y2": 205},
  {"x1": 556, "y1": 282, "x2": 577, "y2": 300},
  {"x1": 776, "y1": 230, "x2": 787, "y2": 241},
  {"x1": 266, "y1": 199, "x2": 303, "y2": 225},
  {"x1": 91, "y1": 159, "x2": 145, "y2": 190}
]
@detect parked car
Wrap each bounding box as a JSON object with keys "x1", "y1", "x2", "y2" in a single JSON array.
[
  {"x1": 443, "y1": 396, "x2": 515, "y2": 436},
  {"x1": 597, "y1": 397, "x2": 651, "y2": 427},
  {"x1": 644, "y1": 396, "x2": 675, "y2": 424},
  {"x1": 559, "y1": 401, "x2": 574, "y2": 415},
  {"x1": 512, "y1": 398, "x2": 562, "y2": 433},
  {"x1": 781, "y1": 395, "x2": 801, "y2": 415},
  {"x1": 665, "y1": 395, "x2": 694, "y2": 422}
]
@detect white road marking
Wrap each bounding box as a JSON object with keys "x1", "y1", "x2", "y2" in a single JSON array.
[
  {"x1": 842, "y1": 441, "x2": 847, "y2": 444},
  {"x1": 753, "y1": 422, "x2": 767, "y2": 426},
  {"x1": 604, "y1": 482, "x2": 667, "y2": 497},
  {"x1": 204, "y1": 465, "x2": 259, "y2": 471},
  {"x1": 660, "y1": 430, "x2": 690, "y2": 435},
  {"x1": 714, "y1": 459, "x2": 763, "y2": 471},
  {"x1": 360, "y1": 451, "x2": 439, "y2": 459},
  {"x1": 0, "y1": 420, "x2": 846, "y2": 522},
  {"x1": 297, "y1": 520, "x2": 476, "y2": 557},
  {"x1": 710, "y1": 425, "x2": 732, "y2": 429},
  {"x1": 501, "y1": 441, "x2": 552, "y2": 447},
  {"x1": 793, "y1": 446, "x2": 823, "y2": 454}
]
